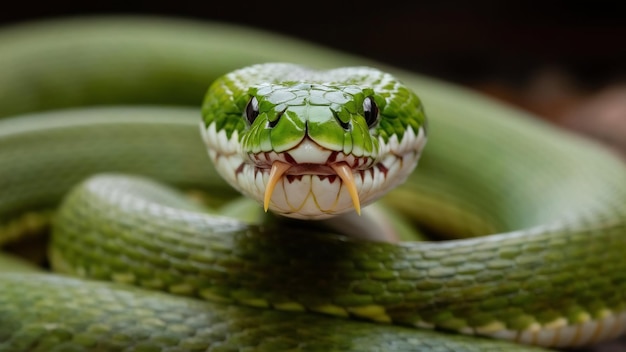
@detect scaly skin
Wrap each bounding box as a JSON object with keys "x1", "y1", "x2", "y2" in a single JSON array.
[
  {"x1": 0, "y1": 16, "x2": 625, "y2": 351},
  {"x1": 1, "y1": 274, "x2": 549, "y2": 352}
]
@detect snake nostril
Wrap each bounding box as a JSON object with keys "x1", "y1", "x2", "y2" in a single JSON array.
[
  {"x1": 332, "y1": 109, "x2": 351, "y2": 130},
  {"x1": 268, "y1": 107, "x2": 287, "y2": 128}
]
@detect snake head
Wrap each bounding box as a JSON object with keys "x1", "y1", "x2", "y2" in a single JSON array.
[{"x1": 201, "y1": 63, "x2": 427, "y2": 220}]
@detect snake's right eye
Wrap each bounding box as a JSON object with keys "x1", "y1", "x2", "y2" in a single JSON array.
[{"x1": 244, "y1": 96, "x2": 260, "y2": 124}]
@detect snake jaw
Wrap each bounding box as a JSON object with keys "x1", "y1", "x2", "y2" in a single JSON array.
[{"x1": 263, "y1": 160, "x2": 361, "y2": 215}]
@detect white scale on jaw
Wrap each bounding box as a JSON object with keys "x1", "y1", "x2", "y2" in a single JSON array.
[{"x1": 202, "y1": 121, "x2": 426, "y2": 220}]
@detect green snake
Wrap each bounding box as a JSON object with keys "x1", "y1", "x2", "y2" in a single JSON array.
[{"x1": 1, "y1": 16, "x2": 625, "y2": 352}]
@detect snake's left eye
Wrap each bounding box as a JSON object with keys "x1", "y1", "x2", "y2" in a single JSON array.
[
  {"x1": 244, "y1": 96, "x2": 259, "y2": 124},
  {"x1": 363, "y1": 97, "x2": 379, "y2": 127}
]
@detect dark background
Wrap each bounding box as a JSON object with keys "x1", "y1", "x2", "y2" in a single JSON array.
[
  {"x1": 3, "y1": 1, "x2": 625, "y2": 156},
  {"x1": 1, "y1": 1, "x2": 624, "y2": 88}
]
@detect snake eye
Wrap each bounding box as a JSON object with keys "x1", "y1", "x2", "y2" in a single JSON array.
[
  {"x1": 244, "y1": 96, "x2": 259, "y2": 124},
  {"x1": 363, "y1": 97, "x2": 379, "y2": 127}
]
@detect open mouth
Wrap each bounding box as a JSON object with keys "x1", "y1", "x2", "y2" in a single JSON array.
[
  {"x1": 202, "y1": 119, "x2": 426, "y2": 219},
  {"x1": 263, "y1": 161, "x2": 361, "y2": 214}
]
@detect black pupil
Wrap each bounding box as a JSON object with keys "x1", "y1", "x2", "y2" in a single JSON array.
[
  {"x1": 363, "y1": 97, "x2": 379, "y2": 127},
  {"x1": 245, "y1": 97, "x2": 259, "y2": 124}
]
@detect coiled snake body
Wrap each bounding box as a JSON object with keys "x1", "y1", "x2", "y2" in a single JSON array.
[{"x1": 1, "y1": 17, "x2": 625, "y2": 352}]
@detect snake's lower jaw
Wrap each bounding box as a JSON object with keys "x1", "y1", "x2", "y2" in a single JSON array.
[
  {"x1": 206, "y1": 146, "x2": 424, "y2": 220},
  {"x1": 258, "y1": 151, "x2": 418, "y2": 219},
  {"x1": 263, "y1": 160, "x2": 361, "y2": 216}
]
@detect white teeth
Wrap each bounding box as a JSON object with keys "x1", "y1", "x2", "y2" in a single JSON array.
[
  {"x1": 267, "y1": 175, "x2": 359, "y2": 218},
  {"x1": 254, "y1": 170, "x2": 266, "y2": 195},
  {"x1": 384, "y1": 133, "x2": 399, "y2": 153},
  {"x1": 220, "y1": 128, "x2": 238, "y2": 154},
  {"x1": 344, "y1": 155, "x2": 355, "y2": 167},
  {"x1": 202, "y1": 122, "x2": 240, "y2": 155},
  {"x1": 416, "y1": 126, "x2": 427, "y2": 151},
  {"x1": 398, "y1": 126, "x2": 414, "y2": 153},
  {"x1": 219, "y1": 157, "x2": 238, "y2": 186},
  {"x1": 311, "y1": 176, "x2": 340, "y2": 211},
  {"x1": 360, "y1": 170, "x2": 373, "y2": 196},
  {"x1": 201, "y1": 122, "x2": 218, "y2": 149},
  {"x1": 387, "y1": 158, "x2": 401, "y2": 181},
  {"x1": 396, "y1": 126, "x2": 426, "y2": 155},
  {"x1": 227, "y1": 157, "x2": 242, "y2": 175},
  {"x1": 236, "y1": 168, "x2": 246, "y2": 186},
  {"x1": 373, "y1": 169, "x2": 385, "y2": 193},
  {"x1": 282, "y1": 177, "x2": 310, "y2": 210},
  {"x1": 216, "y1": 129, "x2": 229, "y2": 152}
]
